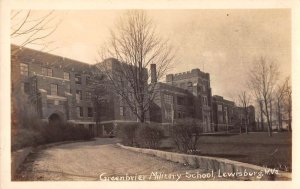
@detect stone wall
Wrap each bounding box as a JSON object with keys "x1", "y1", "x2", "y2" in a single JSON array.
[{"x1": 117, "y1": 143, "x2": 291, "y2": 181}]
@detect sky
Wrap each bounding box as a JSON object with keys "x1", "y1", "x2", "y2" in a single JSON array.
[{"x1": 11, "y1": 9, "x2": 291, "y2": 101}]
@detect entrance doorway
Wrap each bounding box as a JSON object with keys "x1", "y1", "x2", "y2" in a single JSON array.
[{"x1": 49, "y1": 113, "x2": 62, "y2": 126}]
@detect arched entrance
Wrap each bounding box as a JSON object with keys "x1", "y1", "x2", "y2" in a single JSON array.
[{"x1": 49, "y1": 113, "x2": 62, "y2": 126}]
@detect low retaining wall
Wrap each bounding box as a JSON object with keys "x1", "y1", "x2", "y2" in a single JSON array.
[{"x1": 117, "y1": 143, "x2": 291, "y2": 181}]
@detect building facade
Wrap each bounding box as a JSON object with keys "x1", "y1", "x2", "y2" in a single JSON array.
[
  {"x1": 12, "y1": 46, "x2": 141, "y2": 136},
  {"x1": 211, "y1": 95, "x2": 235, "y2": 132},
  {"x1": 12, "y1": 45, "x2": 255, "y2": 135},
  {"x1": 150, "y1": 68, "x2": 213, "y2": 132}
]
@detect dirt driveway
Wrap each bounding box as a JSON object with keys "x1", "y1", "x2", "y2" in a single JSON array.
[{"x1": 15, "y1": 138, "x2": 231, "y2": 181}]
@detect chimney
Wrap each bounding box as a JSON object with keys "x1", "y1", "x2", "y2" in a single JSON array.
[{"x1": 150, "y1": 64, "x2": 157, "y2": 83}]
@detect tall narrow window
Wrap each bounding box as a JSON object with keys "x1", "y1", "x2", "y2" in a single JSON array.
[
  {"x1": 76, "y1": 107, "x2": 83, "y2": 117},
  {"x1": 76, "y1": 90, "x2": 82, "y2": 102},
  {"x1": 47, "y1": 68, "x2": 53, "y2": 77},
  {"x1": 23, "y1": 82, "x2": 30, "y2": 94},
  {"x1": 203, "y1": 85, "x2": 206, "y2": 92},
  {"x1": 64, "y1": 72, "x2": 70, "y2": 80},
  {"x1": 88, "y1": 107, "x2": 93, "y2": 117},
  {"x1": 65, "y1": 84, "x2": 71, "y2": 93},
  {"x1": 177, "y1": 96, "x2": 184, "y2": 105},
  {"x1": 50, "y1": 84, "x2": 58, "y2": 96},
  {"x1": 86, "y1": 76, "x2": 91, "y2": 85},
  {"x1": 20, "y1": 63, "x2": 28, "y2": 76},
  {"x1": 224, "y1": 107, "x2": 228, "y2": 123},
  {"x1": 217, "y1": 104, "x2": 223, "y2": 111},
  {"x1": 120, "y1": 106, "x2": 124, "y2": 116},
  {"x1": 42, "y1": 67, "x2": 53, "y2": 76},
  {"x1": 203, "y1": 96, "x2": 208, "y2": 106},
  {"x1": 86, "y1": 91, "x2": 92, "y2": 100},
  {"x1": 75, "y1": 74, "x2": 81, "y2": 84},
  {"x1": 42, "y1": 67, "x2": 47, "y2": 75},
  {"x1": 164, "y1": 94, "x2": 173, "y2": 105}
]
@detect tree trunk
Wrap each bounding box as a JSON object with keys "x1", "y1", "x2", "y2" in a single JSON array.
[
  {"x1": 260, "y1": 101, "x2": 264, "y2": 132},
  {"x1": 137, "y1": 104, "x2": 145, "y2": 123},
  {"x1": 264, "y1": 99, "x2": 272, "y2": 137},
  {"x1": 277, "y1": 100, "x2": 282, "y2": 131},
  {"x1": 240, "y1": 118, "x2": 242, "y2": 134},
  {"x1": 245, "y1": 116, "x2": 248, "y2": 134}
]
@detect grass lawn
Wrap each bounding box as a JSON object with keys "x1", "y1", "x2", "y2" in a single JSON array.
[{"x1": 160, "y1": 132, "x2": 292, "y2": 171}]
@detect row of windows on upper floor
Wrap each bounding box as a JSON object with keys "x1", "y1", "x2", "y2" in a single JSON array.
[
  {"x1": 76, "y1": 106, "x2": 93, "y2": 118},
  {"x1": 20, "y1": 63, "x2": 92, "y2": 85},
  {"x1": 22, "y1": 82, "x2": 94, "y2": 104},
  {"x1": 217, "y1": 104, "x2": 234, "y2": 115},
  {"x1": 164, "y1": 94, "x2": 209, "y2": 106},
  {"x1": 172, "y1": 81, "x2": 208, "y2": 92}
]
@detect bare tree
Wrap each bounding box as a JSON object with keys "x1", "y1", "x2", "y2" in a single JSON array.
[
  {"x1": 238, "y1": 91, "x2": 251, "y2": 134},
  {"x1": 248, "y1": 56, "x2": 279, "y2": 137},
  {"x1": 275, "y1": 77, "x2": 289, "y2": 131},
  {"x1": 11, "y1": 10, "x2": 61, "y2": 56},
  {"x1": 11, "y1": 10, "x2": 61, "y2": 139},
  {"x1": 283, "y1": 77, "x2": 292, "y2": 131},
  {"x1": 97, "y1": 10, "x2": 174, "y2": 123},
  {"x1": 257, "y1": 99, "x2": 265, "y2": 131}
]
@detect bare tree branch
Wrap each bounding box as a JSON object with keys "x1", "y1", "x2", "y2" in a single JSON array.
[
  {"x1": 96, "y1": 10, "x2": 174, "y2": 122},
  {"x1": 248, "y1": 56, "x2": 280, "y2": 136}
]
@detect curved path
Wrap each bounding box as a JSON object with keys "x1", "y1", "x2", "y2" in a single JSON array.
[{"x1": 16, "y1": 138, "x2": 231, "y2": 181}]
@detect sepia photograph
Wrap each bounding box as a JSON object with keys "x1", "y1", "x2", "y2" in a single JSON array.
[{"x1": 1, "y1": 0, "x2": 299, "y2": 188}]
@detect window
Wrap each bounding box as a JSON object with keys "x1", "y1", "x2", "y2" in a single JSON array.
[
  {"x1": 179, "y1": 83, "x2": 185, "y2": 89},
  {"x1": 188, "y1": 97, "x2": 193, "y2": 106},
  {"x1": 204, "y1": 116, "x2": 208, "y2": 125},
  {"x1": 88, "y1": 107, "x2": 93, "y2": 117},
  {"x1": 64, "y1": 72, "x2": 70, "y2": 80},
  {"x1": 50, "y1": 84, "x2": 58, "y2": 96},
  {"x1": 86, "y1": 91, "x2": 92, "y2": 100},
  {"x1": 164, "y1": 94, "x2": 173, "y2": 105},
  {"x1": 75, "y1": 74, "x2": 81, "y2": 84},
  {"x1": 20, "y1": 63, "x2": 28, "y2": 76},
  {"x1": 203, "y1": 96, "x2": 208, "y2": 106},
  {"x1": 42, "y1": 67, "x2": 46, "y2": 75},
  {"x1": 203, "y1": 85, "x2": 206, "y2": 92},
  {"x1": 54, "y1": 100, "x2": 59, "y2": 105},
  {"x1": 120, "y1": 106, "x2": 124, "y2": 116},
  {"x1": 65, "y1": 84, "x2": 71, "y2": 93},
  {"x1": 217, "y1": 104, "x2": 223, "y2": 111},
  {"x1": 86, "y1": 76, "x2": 91, "y2": 85},
  {"x1": 177, "y1": 96, "x2": 184, "y2": 105},
  {"x1": 224, "y1": 107, "x2": 228, "y2": 123},
  {"x1": 218, "y1": 114, "x2": 223, "y2": 123},
  {"x1": 23, "y1": 82, "x2": 30, "y2": 94},
  {"x1": 177, "y1": 112, "x2": 181, "y2": 118},
  {"x1": 76, "y1": 90, "x2": 82, "y2": 102},
  {"x1": 42, "y1": 67, "x2": 53, "y2": 76},
  {"x1": 48, "y1": 68, "x2": 53, "y2": 76},
  {"x1": 76, "y1": 107, "x2": 83, "y2": 117}
]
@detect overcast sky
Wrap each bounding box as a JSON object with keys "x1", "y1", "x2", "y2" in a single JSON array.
[{"x1": 11, "y1": 9, "x2": 291, "y2": 101}]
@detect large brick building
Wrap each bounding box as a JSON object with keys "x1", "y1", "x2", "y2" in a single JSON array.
[
  {"x1": 12, "y1": 45, "x2": 255, "y2": 135},
  {"x1": 150, "y1": 68, "x2": 213, "y2": 132}
]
